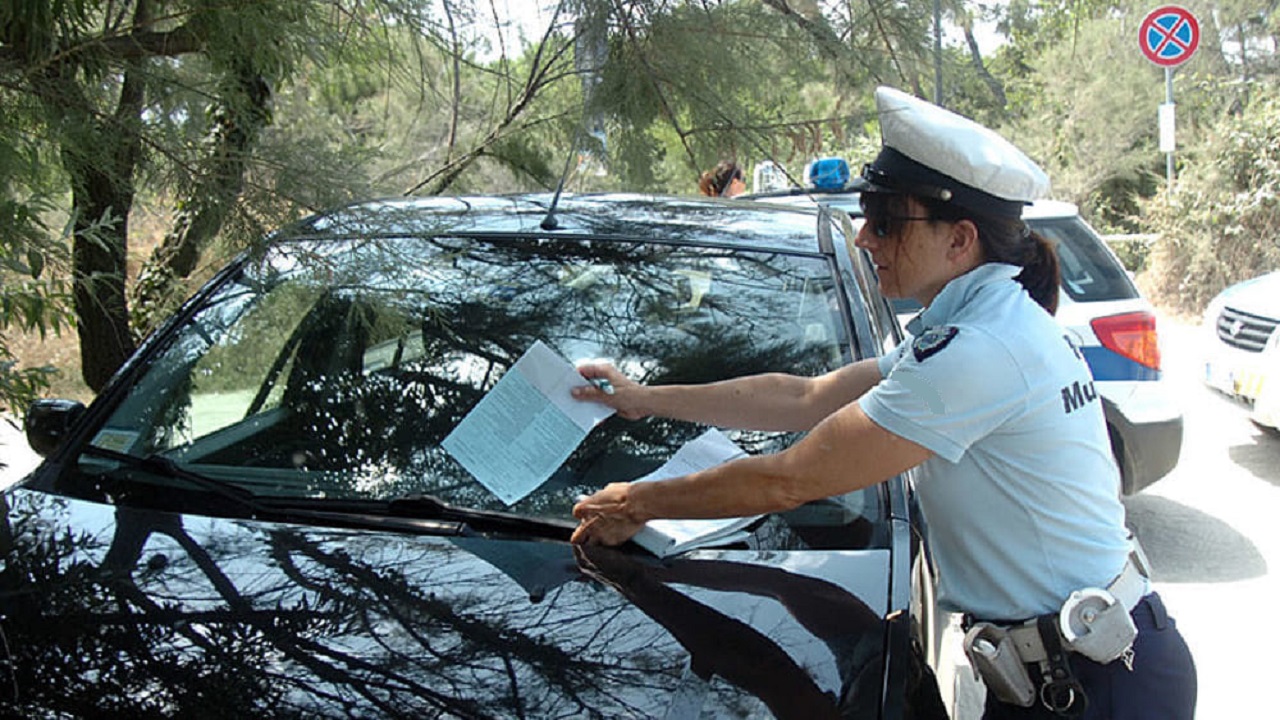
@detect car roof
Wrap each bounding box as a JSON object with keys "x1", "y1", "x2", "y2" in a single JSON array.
[{"x1": 281, "y1": 192, "x2": 830, "y2": 255}]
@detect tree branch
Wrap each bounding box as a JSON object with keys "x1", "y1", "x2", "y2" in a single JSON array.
[{"x1": 0, "y1": 25, "x2": 204, "y2": 67}]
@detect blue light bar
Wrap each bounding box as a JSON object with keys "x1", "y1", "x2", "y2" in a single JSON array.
[{"x1": 808, "y1": 157, "x2": 850, "y2": 190}]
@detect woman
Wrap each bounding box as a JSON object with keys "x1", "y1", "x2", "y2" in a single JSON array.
[
  {"x1": 571, "y1": 87, "x2": 1196, "y2": 719},
  {"x1": 698, "y1": 160, "x2": 746, "y2": 197}
]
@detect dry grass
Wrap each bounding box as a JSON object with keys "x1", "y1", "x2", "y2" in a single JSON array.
[
  {"x1": 9, "y1": 329, "x2": 93, "y2": 404},
  {"x1": 6, "y1": 202, "x2": 174, "y2": 405}
]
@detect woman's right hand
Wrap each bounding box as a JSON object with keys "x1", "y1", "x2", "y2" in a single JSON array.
[
  {"x1": 572, "y1": 362, "x2": 650, "y2": 420},
  {"x1": 571, "y1": 482, "x2": 646, "y2": 546}
]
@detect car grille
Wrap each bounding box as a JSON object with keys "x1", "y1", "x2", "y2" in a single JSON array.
[{"x1": 1216, "y1": 306, "x2": 1279, "y2": 352}]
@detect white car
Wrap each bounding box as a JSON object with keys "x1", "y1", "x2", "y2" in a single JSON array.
[
  {"x1": 746, "y1": 159, "x2": 1185, "y2": 494},
  {"x1": 1203, "y1": 270, "x2": 1280, "y2": 430}
]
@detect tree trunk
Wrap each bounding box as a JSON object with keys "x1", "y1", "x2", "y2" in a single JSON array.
[
  {"x1": 55, "y1": 41, "x2": 148, "y2": 392},
  {"x1": 964, "y1": 25, "x2": 1007, "y2": 109},
  {"x1": 69, "y1": 170, "x2": 137, "y2": 393}
]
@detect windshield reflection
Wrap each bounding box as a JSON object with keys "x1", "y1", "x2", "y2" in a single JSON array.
[{"x1": 75, "y1": 234, "x2": 852, "y2": 523}]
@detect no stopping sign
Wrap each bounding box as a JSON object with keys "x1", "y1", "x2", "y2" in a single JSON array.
[{"x1": 1140, "y1": 6, "x2": 1200, "y2": 67}]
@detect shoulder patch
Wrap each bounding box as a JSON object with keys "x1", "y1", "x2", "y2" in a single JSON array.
[{"x1": 912, "y1": 326, "x2": 958, "y2": 362}]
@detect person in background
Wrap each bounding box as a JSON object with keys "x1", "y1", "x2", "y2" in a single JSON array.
[
  {"x1": 698, "y1": 160, "x2": 746, "y2": 197},
  {"x1": 572, "y1": 86, "x2": 1196, "y2": 720}
]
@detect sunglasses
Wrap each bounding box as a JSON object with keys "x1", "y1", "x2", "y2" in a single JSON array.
[
  {"x1": 866, "y1": 214, "x2": 934, "y2": 238},
  {"x1": 860, "y1": 193, "x2": 934, "y2": 238}
]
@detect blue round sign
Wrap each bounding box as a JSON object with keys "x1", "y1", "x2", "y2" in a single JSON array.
[{"x1": 1140, "y1": 6, "x2": 1200, "y2": 67}]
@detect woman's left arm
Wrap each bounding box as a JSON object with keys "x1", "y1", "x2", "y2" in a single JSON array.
[{"x1": 571, "y1": 403, "x2": 932, "y2": 546}]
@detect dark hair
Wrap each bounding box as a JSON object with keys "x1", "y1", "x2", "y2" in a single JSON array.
[
  {"x1": 862, "y1": 192, "x2": 1062, "y2": 315},
  {"x1": 698, "y1": 161, "x2": 744, "y2": 197}
]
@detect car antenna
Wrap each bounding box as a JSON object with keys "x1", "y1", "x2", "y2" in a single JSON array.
[
  {"x1": 542, "y1": 1, "x2": 608, "y2": 231},
  {"x1": 540, "y1": 134, "x2": 581, "y2": 231}
]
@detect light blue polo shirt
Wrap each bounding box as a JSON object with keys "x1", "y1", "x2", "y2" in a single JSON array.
[{"x1": 860, "y1": 263, "x2": 1133, "y2": 620}]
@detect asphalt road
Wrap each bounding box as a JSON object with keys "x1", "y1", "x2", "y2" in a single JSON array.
[
  {"x1": 1, "y1": 312, "x2": 1275, "y2": 718},
  {"x1": 1125, "y1": 314, "x2": 1280, "y2": 719}
]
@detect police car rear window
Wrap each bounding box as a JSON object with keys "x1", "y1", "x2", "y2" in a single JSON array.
[{"x1": 1030, "y1": 217, "x2": 1137, "y2": 302}]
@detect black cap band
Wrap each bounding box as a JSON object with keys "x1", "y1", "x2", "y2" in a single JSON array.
[{"x1": 851, "y1": 147, "x2": 1027, "y2": 219}]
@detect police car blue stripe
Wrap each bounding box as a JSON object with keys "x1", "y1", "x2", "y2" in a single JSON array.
[{"x1": 1081, "y1": 347, "x2": 1161, "y2": 382}]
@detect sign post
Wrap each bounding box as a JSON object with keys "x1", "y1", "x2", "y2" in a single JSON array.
[{"x1": 1139, "y1": 6, "x2": 1200, "y2": 190}]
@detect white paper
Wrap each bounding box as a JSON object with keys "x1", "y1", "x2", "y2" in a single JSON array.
[
  {"x1": 630, "y1": 428, "x2": 762, "y2": 557},
  {"x1": 442, "y1": 341, "x2": 615, "y2": 505}
]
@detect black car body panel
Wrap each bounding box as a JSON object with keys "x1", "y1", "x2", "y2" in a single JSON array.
[{"x1": 1, "y1": 487, "x2": 896, "y2": 718}]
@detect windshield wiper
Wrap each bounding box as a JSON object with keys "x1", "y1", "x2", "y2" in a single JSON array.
[
  {"x1": 80, "y1": 445, "x2": 270, "y2": 516},
  {"x1": 388, "y1": 493, "x2": 575, "y2": 541},
  {"x1": 78, "y1": 446, "x2": 469, "y2": 536},
  {"x1": 75, "y1": 447, "x2": 572, "y2": 540}
]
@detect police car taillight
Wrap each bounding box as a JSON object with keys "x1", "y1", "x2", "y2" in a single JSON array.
[{"x1": 1091, "y1": 311, "x2": 1161, "y2": 371}]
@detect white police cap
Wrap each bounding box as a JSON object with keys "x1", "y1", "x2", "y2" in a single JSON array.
[{"x1": 853, "y1": 86, "x2": 1050, "y2": 218}]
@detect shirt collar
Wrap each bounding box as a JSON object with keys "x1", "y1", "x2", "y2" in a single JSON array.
[{"x1": 905, "y1": 263, "x2": 1021, "y2": 335}]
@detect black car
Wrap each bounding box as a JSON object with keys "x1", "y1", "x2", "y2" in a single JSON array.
[{"x1": 7, "y1": 194, "x2": 945, "y2": 718}]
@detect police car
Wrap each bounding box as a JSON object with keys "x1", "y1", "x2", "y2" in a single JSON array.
[{"x1": 745, "y1": 158, "x2": 1184, "y2": 494}]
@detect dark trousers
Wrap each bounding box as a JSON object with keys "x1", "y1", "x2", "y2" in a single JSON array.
[{"x1": 982, "y1": 592, "x2": 1196, "y2": 720}]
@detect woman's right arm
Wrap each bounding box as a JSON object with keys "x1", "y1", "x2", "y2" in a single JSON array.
[{"x1": 573, "y1": 357, "x2": 884, "y2": 433}]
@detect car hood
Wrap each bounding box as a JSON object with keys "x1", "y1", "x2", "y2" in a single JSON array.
[
  {"x1": 0, "y1": 488, "x2": 894, "y2": 718},
  {"x1": 1218, "y1": 270, "x2": 1280, "y2": 319}
]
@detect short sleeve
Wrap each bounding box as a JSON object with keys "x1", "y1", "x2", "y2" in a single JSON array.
[
  {"x1": 878, "y1": 340, "x2": 909, "y2": 378},
  {"x1": 860, "y1": 325, "x2": 1027, "y2": 463}
]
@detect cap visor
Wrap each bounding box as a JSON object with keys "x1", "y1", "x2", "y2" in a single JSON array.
[{"x1": 850, "y1": 175, "x2": 899, "y2": 194}]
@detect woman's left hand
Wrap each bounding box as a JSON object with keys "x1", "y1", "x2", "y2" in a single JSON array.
[{"x1": 572, "y1": 483, "x2": 646, "y2": 546}]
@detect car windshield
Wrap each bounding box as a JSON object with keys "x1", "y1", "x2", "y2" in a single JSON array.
[{"x1": 72, "y1": 231, "x2": 884, "y2": 547}]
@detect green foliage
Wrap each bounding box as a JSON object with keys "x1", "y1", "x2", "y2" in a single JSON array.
[
  {"x1": 1142, "y1": 82, "x2": 1280, "y2": 315},
  {"x1": 0, "y1": 0, "x2": 95, "y2": 63},
  {"x1": 0, "y1": 96, "x2": 73, "y2": 414},
  {"x1": 0, "y1": 255, "x2": 70, "y2": 416},
  {"x1": 6, "y1": 0, "x2": 1280, "y2": 399},
  {"x1": 591, "y1": 1, "x2": 887, "y2": 192},
  {"x1": 998, "y1": 0, "x2": 1124, "y2": 60},
  {"x1": 990, "y1": 9, "x2": 1166, "y2": 221}
]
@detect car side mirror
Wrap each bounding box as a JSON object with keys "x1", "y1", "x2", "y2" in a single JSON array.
[{"x1": 25, "y1": 399, "x2": 87, "y2": 457}]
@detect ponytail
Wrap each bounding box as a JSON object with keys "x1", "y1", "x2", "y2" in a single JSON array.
[
  {"x1": 1014, "y1": 232, "x2": 1061, "y2": 315},
  {"x1": 697, "y1": 171, "x2": 719, "y2": 197}
]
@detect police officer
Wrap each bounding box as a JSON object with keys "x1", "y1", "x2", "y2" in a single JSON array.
[{"x1": 570, "y1": 86, "x2": 1196, "y2": 719}]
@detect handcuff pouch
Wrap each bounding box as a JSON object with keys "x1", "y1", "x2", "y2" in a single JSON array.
[
  {"x1": 1058, "y1": 587, "x2": 1138, "y2": 664},
  {"x1": 962, "y1": 623, "x2": 1036, "y2": 707}
]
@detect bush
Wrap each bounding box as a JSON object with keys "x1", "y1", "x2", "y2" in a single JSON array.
[{"x1": 1141, "y1": 86, "x2": 1280, "y2": 315}]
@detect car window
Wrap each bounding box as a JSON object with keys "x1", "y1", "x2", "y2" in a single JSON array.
[
  {"x1": 1031, "y1": 216, "x2": 1137, "y2": 302},
  {"x1": 75, "y1": 233, "x2": 885, "y2": 550}
]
